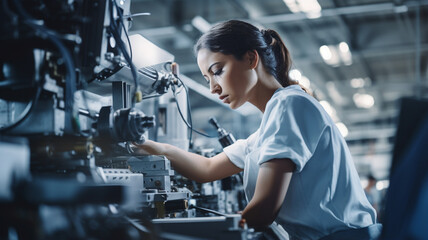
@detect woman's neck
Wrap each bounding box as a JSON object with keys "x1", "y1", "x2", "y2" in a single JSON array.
[{"x1": 247, "y1": 70, "x2": 282, "y2": 113}]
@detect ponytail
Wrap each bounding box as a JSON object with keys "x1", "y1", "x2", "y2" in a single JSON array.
[
  {"x1": 263, "y1": 29, "x2": 310, "y2": 93},
  {"x1": 262, "y1": 29, "x2": 293, "y2": 87}
]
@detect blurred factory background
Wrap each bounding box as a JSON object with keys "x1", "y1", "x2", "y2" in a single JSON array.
[
  {"x1": 1, "y1": 0, "x2": 427, "y2": 239},
  {"x1": 130, "y1": 0, "x2": 428, "y2": 181}
]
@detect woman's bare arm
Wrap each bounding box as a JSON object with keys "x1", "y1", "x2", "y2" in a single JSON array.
[
  {"x1": 134, "y1": 140, "x2": 242, "y2": 183},
  {"x1": 241, "y1": 158, "x2": 295, "y2": 228}
]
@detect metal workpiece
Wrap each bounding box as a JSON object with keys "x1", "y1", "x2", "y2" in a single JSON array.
[
  {"x1": 140, "y1": 188, "x2": 193, "y2": 218},
  {"x1": 143, "y1": 175, "x2": 172, "y2": 191},
  {"x1": 140, "y1": 189, "x2": 192, "y2": 203},
  {"x1": 128, "y1": 156, "x2": 173, "y2": 173},
  {"x1": 103, "y1": 168, "x2": 145, "y2": 187},
  {"x1": 128, "y1": 155, "x2": 175, "y2": 190}
]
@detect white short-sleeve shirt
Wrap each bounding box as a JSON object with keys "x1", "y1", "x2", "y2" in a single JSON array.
[{"x1": 223, "y1": 85, "x2": 377, "y2": 240}]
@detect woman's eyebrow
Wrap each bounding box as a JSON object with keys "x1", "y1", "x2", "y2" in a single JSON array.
[{"x1": 207, "y1": 62, "x2": 220, "y2": 74}]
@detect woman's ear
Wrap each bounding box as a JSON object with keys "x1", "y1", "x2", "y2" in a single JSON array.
[{"x1": 247, "y1": 50, "x2": 259, "y2": 69}]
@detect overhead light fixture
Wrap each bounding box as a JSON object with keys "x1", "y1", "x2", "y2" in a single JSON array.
[
  {"x1": 335, "y1": 122, "x2": 349, "y2": 138},
  {"x1": 191, "y1": 16, "x2": 211, "y2": 33},
  {"x1": 319, "y1": 100, "x2": 338, "y2": 121},
  {"x1": 289, "y1": 69, "x2": 302, "y2": 81},
  {"x1": 319, "y1": 45, "x2": 332, "y2": 60},
  {"x1": 350, "y1": 78, "x2": 365, "y2": 88},
  {"x1": 283, "y1": 0, "x2": 300, "y2": 13},
  {"x1": 283, "y1": 0, "x2": 322, "y2": 19},
  {"x1": 353, "y1": 93, "x2": 375, "y2": 109},
  {"x1": 289, "y1": 69, "x2": 312, "y2": 89},
  {"x1": 376, "y1": 180, "x2": 389, "y2": 191},
  {"x1": 320, "y1": 42, "x2": 353, "y2": 67},
  {"x1": 319, "y1": 45, "x2": 340, "y2": 67},
  {"x1": 338, "y1": 42, "x2": 352, "y2": 65},
  {"x1": 299, "y1": 76, "x2": 311, "y2": 89},
  {"x1": 320, "y1": 100, "x2": 348, "y2": 137}
]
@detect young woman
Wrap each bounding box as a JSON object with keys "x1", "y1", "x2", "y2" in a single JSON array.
[{"x1": 135, "y1": 20, "x2": 381, "y2": 240}]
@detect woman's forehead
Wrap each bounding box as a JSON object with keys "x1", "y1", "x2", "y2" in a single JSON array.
[{"x1": 198, "y1": 50, "x2": 223, "y2": 69}]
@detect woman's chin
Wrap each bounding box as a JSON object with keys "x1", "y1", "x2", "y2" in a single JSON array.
[{"x1": 229, "y1": 101, "x2": 243, "y2": 110}]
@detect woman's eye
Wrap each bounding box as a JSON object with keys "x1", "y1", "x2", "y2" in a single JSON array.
[{"x1": 213, "y1": 69, "x2": 223, "y2": 76}]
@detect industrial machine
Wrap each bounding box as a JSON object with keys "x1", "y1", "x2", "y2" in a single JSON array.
[{"x1": 0, "y1": 0, "x2": 258, "y2": 239}]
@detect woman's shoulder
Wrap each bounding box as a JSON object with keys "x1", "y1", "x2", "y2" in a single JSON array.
[{"x1": 268, "y1": 86, "x2": 318, "y2": 111}]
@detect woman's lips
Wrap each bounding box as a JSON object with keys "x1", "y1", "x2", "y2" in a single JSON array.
[{"x1": 219, "y1": 95, "x2": 229, "y2": 103}]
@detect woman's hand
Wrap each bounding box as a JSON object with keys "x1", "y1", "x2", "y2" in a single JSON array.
[{"x1": 132, "y1": 140, "x2": 166, "y2": 156}]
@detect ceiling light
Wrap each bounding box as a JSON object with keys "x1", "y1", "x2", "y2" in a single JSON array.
[
  {"x1": 320, "y1": 43, "x2": 353, "y2": 67},
  {"x1": 376, "y1": 180, "x2": 389, "y2": 191},
  {"x1": 319, "y1": 45, "x2": 332, "y2": 60},
  {"x1": 339, "y1": 42, "x2": 349, "y2": 52},
  {"x1": 335, "y1": 122, "x2": 348, "y2": 138},
  {"x1": 289, "y1": 69, "x2": 302, "y2": 81},
  {"x1": 353, "y1": 93, "x2": 375, "y2": 109},
  {"x1": 299, "y1": 76, "x2": 311, "y2": 89},
  {"x1": 350, "y1": 78, "x2": 365, "y2": 88},
  {"x1": 191, "y1": 16, "x2": 211, "y2": 33},
  {"x1": 283, "y1": 0, "x2": 300, "y2": 13},
  {"x1": 320, "y1": 100, "x2": 339, "y2": 122},
  {"x1": 319, "y1": 45, "x2": 340, "y2": 66},
  {"x1": 283, "y1": 0, "x2": 322, "y2": 18},
  {"x1": 338, "y1": 42, "x2": 352, "y2": 65},
  {"x1": 299, "y1": 0, "x2": 322, "y2": 18}
]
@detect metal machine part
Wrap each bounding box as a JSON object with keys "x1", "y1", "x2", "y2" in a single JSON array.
[
  {"x1": 127, "y1": 156, "x2": 193, "y2": 218},
  {"x1": 103, "y1": 168, "x2": 145, "y2": 187},
  {"x1": 209, "y1": 117, "x2": 236, "y2": 148},
  {"x1": 96, "y1": 106, "x2": 155, "y2": 144},
  {"x1": 128, "y1": 156, "x2": 174, "y2": 191}
]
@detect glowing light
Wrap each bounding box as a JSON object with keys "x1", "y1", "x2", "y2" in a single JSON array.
[
  {"x1": 191, "y1": 16, "x2": 211, "y2": 33},
  {"x1": 338, "y1": 42, "x2": 352, "y2": 65},
  {"x1": 350, "y1": 78, "x2": 365, "y2": 88},
  {"x1": 319, "y1": 45, "x2": 332, "y2": 60},
  {"x1": 289, "y1": 69, "x2": 302, "y2": 81},
  {"x1": 339, "y1": 42, "x2": 349, "y2": 52},
  {"x1": 320, "y1": 100, "x2": 334, "y2": 116},
  {"x1": 353, "y1": 93, "x2": 375, "y2": 109},
  {"x1": 376, "y1": 180, "x2": 389, "y2": 191},
  {"x1": 335, "y1": 122, "x2": 348, "y2": 137},
  {"x1": 299, "y1": 76, "x2": 311, "y2": 89},
  {"x1": 283, "y1": 0, "x2": 322, "y2": 18}
]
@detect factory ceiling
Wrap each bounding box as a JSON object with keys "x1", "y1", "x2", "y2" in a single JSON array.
[{"x1": 128, "y1": 0, "x2": 428, "y2": 178}]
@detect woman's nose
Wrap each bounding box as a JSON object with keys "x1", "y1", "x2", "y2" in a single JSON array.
[{"x1": 210, "y1": 79, "x2": 221, "y2": 95}]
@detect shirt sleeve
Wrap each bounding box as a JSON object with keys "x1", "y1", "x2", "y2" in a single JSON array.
[
  {"x1": 223, "y1": 139, "x2": 247, "y2": 169},
  {"x1": 257, "y1": 95, "x2": 326, "y2": 172}
]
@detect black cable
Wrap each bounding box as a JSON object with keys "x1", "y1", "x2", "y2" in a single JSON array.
[
  {"x1": 12, "y1": 0, "x2": 79, "y2": 134},
  {"x1": 171, "y1": 78, "x2": 216, "y2": 139},
  {"x1": 116, "y1": 4, "x2": 133, "y2": 61},
  {"x1": 110, "y1": 0, "x2": 138, "y2": 107},
  {"x1": 0, "y1": 82, "x2": 42, "y2": 133}
]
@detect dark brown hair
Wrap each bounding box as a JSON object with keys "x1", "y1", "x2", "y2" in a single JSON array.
[{"x1": 194, "y1": 20, "x2": 296, "y2": 87}]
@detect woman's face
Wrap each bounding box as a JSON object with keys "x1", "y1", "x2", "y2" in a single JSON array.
[{"x1": 197, "y1": 48, "x2": 257, "y2": 109}]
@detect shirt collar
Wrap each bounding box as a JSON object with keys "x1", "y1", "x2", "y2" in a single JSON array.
[{"x1": 273, "y1": 84, "x2": 303, "y2": 95}]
